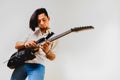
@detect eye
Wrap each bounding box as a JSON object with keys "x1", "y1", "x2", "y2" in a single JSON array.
[{"x1": 42, "y1": 18, "x2": 46, "y2": 22}]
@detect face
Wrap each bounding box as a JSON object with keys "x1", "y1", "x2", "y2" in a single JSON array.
[{"x1": 38, "y1": 13, "x2": 50, "y2": 29}]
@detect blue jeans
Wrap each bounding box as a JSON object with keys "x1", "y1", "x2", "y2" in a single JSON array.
[{"x1": 10, "y1": 63, "x2": 45, "y2": 80}]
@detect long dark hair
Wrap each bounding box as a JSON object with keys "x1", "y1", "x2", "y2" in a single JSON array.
[{"x1": 29, "y1": 8, "x2": 49, "y2": 31}]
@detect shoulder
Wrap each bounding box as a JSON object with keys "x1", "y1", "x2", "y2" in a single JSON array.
[
  {"x1": 34, "y1": 29, "x2": 41, "y2": 35},
  {"x1": 30, "y1": 28, "x2": 42, "y2": 37}
]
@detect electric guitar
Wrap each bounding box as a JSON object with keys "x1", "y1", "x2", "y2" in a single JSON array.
[{"x1": 7, "y1": 26, "x2": 94, "y2": 69}]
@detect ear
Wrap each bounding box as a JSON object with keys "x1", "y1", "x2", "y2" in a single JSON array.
[{"x1": 48, "y1": 16, "x2": 50, "y2": 21}]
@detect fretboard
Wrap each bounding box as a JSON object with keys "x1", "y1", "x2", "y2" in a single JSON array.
[{"x1": 48, "y1": 29, "x2": 72, "y2": 42}]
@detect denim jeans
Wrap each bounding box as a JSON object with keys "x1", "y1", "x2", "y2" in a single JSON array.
[{"x1": 10, "y1": 63, "x2": 45, "y2": 80}]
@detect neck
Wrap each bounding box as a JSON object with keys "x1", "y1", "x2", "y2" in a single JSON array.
[{"x1": 40, "y1": 27, "x2": 50, "y2": 34}]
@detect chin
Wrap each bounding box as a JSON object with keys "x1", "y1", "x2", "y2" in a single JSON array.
[{"x1": 40, "y1": 27, "x2": 47, "y2": 30}]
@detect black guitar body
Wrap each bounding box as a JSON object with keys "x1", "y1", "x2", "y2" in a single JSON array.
[{"x1": 7, "y1": 48, "x2": 36, "y2": 69}]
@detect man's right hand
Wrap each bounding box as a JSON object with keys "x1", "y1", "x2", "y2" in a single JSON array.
[{"x1": 24, "y1": 40, "x2": 37, "y2": 48}]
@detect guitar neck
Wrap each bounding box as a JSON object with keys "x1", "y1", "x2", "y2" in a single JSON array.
[
  {"x1": 37, "y1": 26, "x2": 94, "y2": 45},
  {"x1": 36, "y1": 29, "x2": 72, "y2": 46},
  {"x1": 48, "y1": 29, "x2": 72, "y2": 42}
]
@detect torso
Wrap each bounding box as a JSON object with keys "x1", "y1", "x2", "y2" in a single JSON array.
[{"x1": 25, "y1": 29, "x2": 50, "y2": 65}]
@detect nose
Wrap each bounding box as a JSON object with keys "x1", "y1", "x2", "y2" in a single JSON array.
[{"x1": 40, "y1": 20, "x2": 44, "y2": 25}]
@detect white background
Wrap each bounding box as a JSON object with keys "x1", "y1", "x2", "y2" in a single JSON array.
[{"x1": 0, "y1": 0, "x2": 120, "y2": 80}]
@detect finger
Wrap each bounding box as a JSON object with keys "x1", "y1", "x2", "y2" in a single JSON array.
[
  {"x1": 25, "y1": 44, "x2": 30, "y2": 48},
  {"x1": 46, "y1": 41, "x2": 51, "y2": 44},
  {"x1": 31, "y1": 42, "x2": 37, "y2": 47}
]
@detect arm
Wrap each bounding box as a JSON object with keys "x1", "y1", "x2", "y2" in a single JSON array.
[
  {"x1": 45, "y1": 50, "x2": 56, "y2": 61},
  {"x1": 15, "y1": 41, "x2": 25, "y2": 49},
  {"x1": 40, "y1": 41, "x2": 56, "y2": 60},
  {"x1": 15, "y1": 40, "x2": 37, "y2": 50}
]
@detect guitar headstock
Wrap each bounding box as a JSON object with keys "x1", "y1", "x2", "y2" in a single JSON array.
[{"x1": 71, "y1": 26, "x2": 94, "y2": 32}]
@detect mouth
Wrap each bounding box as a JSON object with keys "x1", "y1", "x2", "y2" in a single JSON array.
[
  {"x1": 40, "y1": 26, "x2": 50, "y2": 30},
  {"x1": 40, "y1": 26, "x2": 46, "y2": 29}
]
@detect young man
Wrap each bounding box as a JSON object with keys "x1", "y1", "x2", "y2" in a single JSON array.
[{"x1": 10, "y1": 8, "x2": 56, "y2": 80}]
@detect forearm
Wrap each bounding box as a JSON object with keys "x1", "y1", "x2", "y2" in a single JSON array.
[
  {"x1": 40, "y1": 41, "x2": 56, "y2": 60},
  {"x1": 45, "y1": 50, "x2": 56, "y2": 60},
  {"x1": 15, "y1": 41, "x2": 25, "y2": 49}
]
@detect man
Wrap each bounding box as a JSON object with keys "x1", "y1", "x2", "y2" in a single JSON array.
[{"x1": 10, "y1": 8, "x2": 56, "y2": 80}]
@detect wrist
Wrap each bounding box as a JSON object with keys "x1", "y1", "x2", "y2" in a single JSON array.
[
  {"x1": 23, "y1": 42, "x2": 26, "y2": 48},
  {"x1": 45, "y1": 51, "x2": 56, "y2": 60}
]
